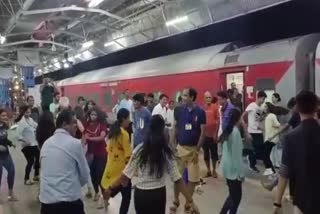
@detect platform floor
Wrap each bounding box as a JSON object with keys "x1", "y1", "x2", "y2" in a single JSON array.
[{"x1": 0, "y1": 149, "x2": 293, "y2": 214}]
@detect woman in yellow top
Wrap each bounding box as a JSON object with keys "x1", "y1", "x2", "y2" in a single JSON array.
[{"x1": 101, "y1": 108, "x2": 132, "y2": 213}]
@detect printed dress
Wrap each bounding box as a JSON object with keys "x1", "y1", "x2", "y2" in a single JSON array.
[{"x1": 101, "y1": 127, "x2": 132, "y2": 189}]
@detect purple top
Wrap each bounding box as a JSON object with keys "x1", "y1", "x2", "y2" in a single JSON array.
[{"x1": 221, "y1": 102, "x2": 234, "y2": 131}]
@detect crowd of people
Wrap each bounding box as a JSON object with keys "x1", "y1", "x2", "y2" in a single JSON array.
[{"x1": 0, "y1": 77, "x2": 319, "y2": 214}]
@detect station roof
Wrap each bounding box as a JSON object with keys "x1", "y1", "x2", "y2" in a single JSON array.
[{"x1": 0, "y1": 0, "x2": 291, "y2": 75}]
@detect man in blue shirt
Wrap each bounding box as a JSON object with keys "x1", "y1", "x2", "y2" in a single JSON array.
[
  {"x1": 217, "y1": 91, "x2": 234, "y2": 132},
  {"x1": 132, "y1": 93, "x2": 151, "y2": 148},
  {"x1": 40, "y1": 110, "x2": 90, "y2": 214},
  {"x1": 171, "y1": 87, "x2": 206, "y2": 213}
]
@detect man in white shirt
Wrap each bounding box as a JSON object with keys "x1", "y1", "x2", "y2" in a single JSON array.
[
  {"x1": 40, "y1": 110, "x2": 90, "y2": 214},
  {"x1": 49, "y1": 92, "x2": 60, "y2": 117},
  {"x1": 241, "y1": 90, "x2": 267, "y2": 173},
  {"x1": 117, "y1": 89, "x2": 133, "y2": 114},
  {"x1": 152, "y1": 94, "x2": 170, "y2": 126}
]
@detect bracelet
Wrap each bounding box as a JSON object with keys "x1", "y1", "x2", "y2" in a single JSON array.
[{"x1": 273, "y1": 202, "x2": 282, "y2": 208}]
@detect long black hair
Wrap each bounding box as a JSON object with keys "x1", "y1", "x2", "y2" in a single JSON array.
[
  {"x1": 15, "y1": 105, "x2": 30, "y2": 123},
  {"x1": 108, "y1": 108, "x2": 130, "y2": 139},
  {"x1": 137, "y1": 115, "x2": 174, "y2": 178},
  {"x1": 36, "y1": 111, "x2": 55, "y2": 149},
  {"x1": 219, "y1": 108, "x2": 241, "y2": 143}
]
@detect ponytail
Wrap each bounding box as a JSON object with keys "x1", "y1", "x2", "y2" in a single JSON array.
[
  {"x1": 108, "y1": 108, "x2": 130, "y2": 139},
  {"x1": 108, "y1": 120, "x2": 121, "y2": 139}
]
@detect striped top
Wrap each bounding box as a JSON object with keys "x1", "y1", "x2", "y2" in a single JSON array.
[{"x1": 123, "y1": 144, "x2": 181, "y2": 190}]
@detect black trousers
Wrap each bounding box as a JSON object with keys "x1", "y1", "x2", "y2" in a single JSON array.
[
  {"x1": 111, "y1": 182, "x2": 132, "y2": 214},
  {"x1": 202, "y1": 137, "x2": 218, "y2": 161},
  {"x1": 264, "y1": 141, "x2": 276, "y2": 172},
  {"x1": 134, "y1": 187, "x2": 166, "y2": 214},
  {"x1": 21, "y1": 146, "x2": 40, "y2": 181},
  {"x1": 88, "y1": 155, "x2": 107, "y2": 194},
  {"x1": 220, "y1": 179, "x2": 242, "y2": 214},
  {"x1": 249, "y1": 133, "x2": 269, "y2": 168},
  {"x1": 41, "y1": 199, "x2": 85, "y2": 214}
]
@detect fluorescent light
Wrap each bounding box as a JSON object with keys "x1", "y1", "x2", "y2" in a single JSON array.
[
  {"x1": 54, "y1": 62, "x2": 61, "y2": 69},
  {"x1": 81, "y1": 50, "x2": 92, "y2": 59},
  {"x1": 68, "y1": 56, "x2": 75, "y2": 62},
  {"x1": 104, "y1": 41, "x2": 116, "y2": 47},
  {"x1": 82, "y1": 40, "x2": 94, "y2": 48},
  {"x1": 63, "y1": 63, "x2": 70, "y2": 68},
  {"x1": 0, "y1": 35, "x2": 6, "y2": 45},
  {"x1": 88, "y1": 0, "x2": 104, "y2": 8},
  {"x1": 165, "y1": 16, "x2": 189, "y2": 26},
  {"x1": 75, "y1": 54, "x2": 82, "y2": 59}
]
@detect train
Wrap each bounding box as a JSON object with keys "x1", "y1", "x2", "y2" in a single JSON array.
[{"x1": 36, "y1": 33, "x2": 320, "y2": 112}]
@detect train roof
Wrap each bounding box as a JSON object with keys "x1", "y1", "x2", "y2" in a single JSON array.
[{"x1": 58, "y1": 36, "x2": 302, "y2": 87}]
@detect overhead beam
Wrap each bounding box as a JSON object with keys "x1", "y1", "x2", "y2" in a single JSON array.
[
  {"x1": 4, "y1": 0, "x2": 36, "y2": 34},
  {"x1": 21, "y1": 6, "x2": 134, "y2": 24},
  {"x1": 6, "y1": 29, "x2": 85, "y2": 39},
  {"x1": 0, "y1": 40, "x2": 73, "y2": 50},
  {"x1": 0, "y1": 56, "x2": 22, "y2": 66}
]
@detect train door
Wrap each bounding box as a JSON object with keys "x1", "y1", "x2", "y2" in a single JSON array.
[{"x1": 219, "y1": 69, "x2": 245, "y2": 107}]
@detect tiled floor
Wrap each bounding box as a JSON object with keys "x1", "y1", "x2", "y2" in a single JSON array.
[{"x1": 1, "y1": 149, "x2": 293, "y2": 214}]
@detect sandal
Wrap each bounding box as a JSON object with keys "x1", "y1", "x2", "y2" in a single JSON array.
[{"x1": 169, "y1": 200, "x2": 180, "y2": 214}]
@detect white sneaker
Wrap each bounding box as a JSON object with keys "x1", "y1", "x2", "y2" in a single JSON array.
[{"x1": 263, "y1": 168, "x2": 274, "y2": 176}]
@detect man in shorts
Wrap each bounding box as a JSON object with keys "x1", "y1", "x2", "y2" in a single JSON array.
[{"x1": 171, "y1": 87, "x2": 206, "y2": 213}]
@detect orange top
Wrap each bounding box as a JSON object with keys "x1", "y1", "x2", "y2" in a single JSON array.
[{"x1": 204, "y1": 103, "x2": 220, "y2": 139}]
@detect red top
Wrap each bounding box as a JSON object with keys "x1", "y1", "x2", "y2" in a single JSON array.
[{"x1": 84, "y1": 122, "x2": 107, "y2": 157}]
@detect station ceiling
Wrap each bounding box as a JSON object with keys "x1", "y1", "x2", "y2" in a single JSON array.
[{"x1": 0, "y1": 0, "x2": 290, "y2": 74}]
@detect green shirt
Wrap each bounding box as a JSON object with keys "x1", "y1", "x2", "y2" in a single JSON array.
[
  {"x1": 220, "y1": 127, "x2": 245, "y2": 180},
  {"x1": 41, "y1": 85, "x2": 54, "y2": 107}
]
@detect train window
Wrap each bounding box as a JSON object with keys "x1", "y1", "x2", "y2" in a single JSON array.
[
  {"x1": 226, "y1": 72, "x2": 244, "y2": 94},
  {"x1": 92, "y1": 93, "x2": 99, "y2": 104},
  {"x1": 255, "y1": 79, "x2": 275, "y2": 91},
  {"x1": 103, "y1": 92, "x2": 112, "y2": 107}
]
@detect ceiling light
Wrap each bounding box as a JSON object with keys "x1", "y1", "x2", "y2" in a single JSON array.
[
  {"x1": 62, "y1": 59, "x2": 67, "y2": 63},
  {"x1": 38, "y1": 69, "x2": 42, "y2": 73},
  {"x1": 63, "y1": 63, "x2": 70, "y2": 68},
  {"x1": 14, "y1": 85, "x2": 20, "y2": 90},
  {"x1": 104, "y1": 41, "x2": 116, "y2": 47},
  {"x1": 54, "y1": 62, "x2": 61, "y2": 69},
  {"x1": 165, "y1": 16, "x2": 189, "y2": 26},
  {"x1": 75, "y1": 54, "x2": 82, "y2": 59},
  {"x1": 0, "y1": 35, "x2": 6, "y2": 45},
  {"x1": 53, "y1": 58, "x2": 58, "y2": 63},
  {"x1": 81, "y1": 50, "x2": 92, "y2": 59},
  {"x1": 49, "y1": 64, "x2": 53, "y2": 68},
  {"x1": 82, "y1": 40, "x2": 94, "y2": 49},
  {"x1": 88, "y1": 0, "x2": 104, "y2": 8},
  {"x1": 68, "y1": 56, "x2": 75, "y2": 62}
]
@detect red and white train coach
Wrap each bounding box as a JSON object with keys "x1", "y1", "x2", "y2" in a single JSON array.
[{"x1": 56, "y1": 33, "x2": 320, "y2": 112}]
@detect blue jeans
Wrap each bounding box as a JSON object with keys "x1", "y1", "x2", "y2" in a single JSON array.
[{"x1": 0, "y1": 154, "x2": 15, "y2": 189}]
